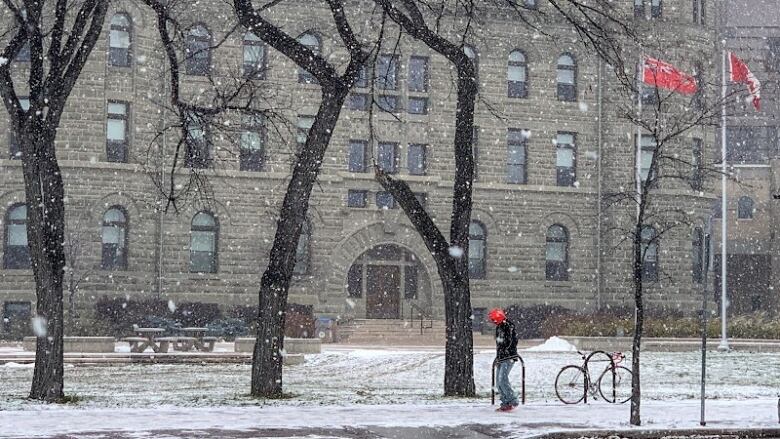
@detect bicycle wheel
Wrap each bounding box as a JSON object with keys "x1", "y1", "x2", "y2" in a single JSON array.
[
  {"x1": 598, "y1": 365, "x2": 632, "y2": 404},
  {"x1": 555, "y1": 365, "x2": 587, "y2": 404}
]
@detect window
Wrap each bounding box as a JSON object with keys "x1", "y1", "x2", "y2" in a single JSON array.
[
  {"x1": 348, "y1": 140, "x2": 368, "y2": 172},
  {"x1": 767, "y1": 38, "x2": 780, "y2": 73},
  {"x1": 184, "y1": 113, "x2": 210, "y2": 168},
  {"x1": 109, "y1": 14, "x2": 132, "y2": 67},
  {"x1": 525, "y1": 0, "x2": 537, "y2": 8},
  {"x1": 408, "y1": 144, "x2": 427, "y2": 175},
  {"x1": 556, "y1": 132, "x2": 576, "y2": 187},
  {"x1": 463, "y1": 45, "x2": 478, "y2": 82},
  {"x1": 408, "y1": 56, "x2": 429, "y2": 92},
  {"x1": 297, "y1": 115, "x2": 315, "y2": 152},
  {"x1": 712, "y1": 198, "x2": 722, "y2": 218},
  {"x1": 468, "y1": 221, "x2": 486, "y2": 279},
  {"x1": 9, "y1": 97, "x2": 29, "y2": 159},
  {"x1": 347, "y1": 264, "x2": 362, "y2": 297},
  {"x1": 101, "y1": 207, "x2": 128, "y2": 270},
  {"x1": 404, "y1": 265, "x2": 418, "y2": 299},
  {"x1": 190, "y1": 212, "x2": 218, "y2": 273},
  {"x1": 508, "y1": 50, "x2": 528, "y2": 98},
  {"x1": 557, "y1": 54, "x2": 577, "y2": 101},
  {"x1": 355, "y1": 65, "x2": 369, "y2": 88},
  {"x1": 651, "y1": 0, "x2": 663, "y2": 18},
  {"x1": 691, "y1": 138, "x2": 703, "y2": 190},
  {"x1": 186, "y1": 24, "x2": 212, "y2": 76},
  {"x1": 738, "y1": 196, "x2": 754, "y2": 219},
  {"x1": 347, "y1": 190, "x2": 367, "y2": 208},
  {"x1": 294, "y1": 220, "x2": 311, "y2": 274},
  {"x1": 408, "y1": 97, "x2": 428, "y2": 115},
  {"x1": 692, "y1": 0, "x2": 705, "y2": 25},
  {"x1": 378, "y1": 142, "x2": 398, "y2": 174},
  {"x1": 3, "y1": 204, "x2": 30, "y2": 269},
  {"x1": 641, "y1": 226, "x2": 658, "y2": 281},
  {"x1": 377, "y1": 95, "x2": 398, "y2": 112},
  {"x1": 240, "y1": 114, "x2": 265, "y2": 171},
  {"x1": 634, "y1": 0, "x2": 645, "y2": 18},
  {"x1": 348, "y1": 93, "x2": 369, "y2": 111},
  {"x1": 692, "y1": 227, "x2": 704, "y2": 284},
  {"x1": 546, "y1": 224, "x2": 569, "y2": 281},
  {"x1": 507, "y1": 129, "x2": 527, "y2": 184},
  {"x1": 376, "y1": 191, "x2": 395, "y2": 209},
  {"x1": 243, "y1": 32, "x2": 266, "y2": 79},
  {"x1": 297, "y1": 33, "x2": 320, "y2": 84},
  {"x1": 106, "y1": 101, "x2": 128, "y2": 163},
  {"x1": 639, "y1": 134, "x2": 657, "y2": 183},
  {"x1": 377, "y1": 54, "x2": 398, "y2": 90}
]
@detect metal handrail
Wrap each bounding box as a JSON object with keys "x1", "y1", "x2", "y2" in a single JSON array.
[
  {"x1": 491, "y1": 355, "x2": 526, "y2": 406},
  {"x1": 407, "y1": 302, "x2": 433, "y2": 335}
]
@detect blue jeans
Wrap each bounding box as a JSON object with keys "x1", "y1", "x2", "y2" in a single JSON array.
[{"x1": 496, "y1": 360, "x2": 519, "y2": 407}]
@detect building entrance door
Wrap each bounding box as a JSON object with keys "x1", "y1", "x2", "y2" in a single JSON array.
[{"x1": 366, "y1": 265, "x2": 401, "y2": 319}]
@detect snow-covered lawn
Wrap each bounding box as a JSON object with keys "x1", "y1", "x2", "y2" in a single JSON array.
[{"x1": 1, "y1": 346, "x2": 779, "y2": 437}]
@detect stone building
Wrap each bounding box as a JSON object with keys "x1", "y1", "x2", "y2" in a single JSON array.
[
  {"x1": 0, "y1": 0, "x2": 722, "y2": 336},
  {"x1": 712, "y1": 0, "x2": 780, "y2": 313}
]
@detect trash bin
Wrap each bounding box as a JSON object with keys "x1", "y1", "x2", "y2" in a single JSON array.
[{"x1": 315, "y1": 317, "x2": 334, "y2": 342}]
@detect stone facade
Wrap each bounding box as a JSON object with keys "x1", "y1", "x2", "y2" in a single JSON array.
[{"x1": 0, "y1": 0, "x2": 725, "y2": 336}]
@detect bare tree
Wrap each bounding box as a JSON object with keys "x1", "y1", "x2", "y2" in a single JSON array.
[
  {"x1": 370, "y1": 0, "x2": 633, "y2": 396},
  {"x1": 605, "y1": 64, "x2": 730, "y2": 425},
  {"x1": 0, "y1": 0, "x2": 109, "y2": 401}
]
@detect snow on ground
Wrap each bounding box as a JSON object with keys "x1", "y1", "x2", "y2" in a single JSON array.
[
  {"x1": 1, "y1": 348, "x2": 780, "y2": 436},
  {"x1": 1, "y1": 399, "x2": 778, "y2": 438},
  {"x1": 524, "y1": 336, "x2": 578, "y2": 352}
]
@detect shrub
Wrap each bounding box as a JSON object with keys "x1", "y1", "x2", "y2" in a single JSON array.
[
  {"x1": 94, "y1": 297, "x2": 168, "y2": 336},
  {"x1": 206, "y1": 318, "x2": 249, "y2": 340},
  {"x1": 505, "y1": 304, "x2": 571, "y2": 339},
  {"x1": 172, "y1": 302, "x2": 223, "y2": 327},
  {"x1": 227, "y1": 303, "x2": 315, "y2": 338}
]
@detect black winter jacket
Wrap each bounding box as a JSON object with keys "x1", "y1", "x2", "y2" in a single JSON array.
[{"x1": 495, "y1": 319, "x2": 519, "y2": 361}]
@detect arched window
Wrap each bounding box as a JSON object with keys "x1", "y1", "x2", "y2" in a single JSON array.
[
  {"x1": 508, "y1": 50, "x2": 528, "y2": 98},
  {"x1": 243, "y1": 32, "x2": 266, "y2": 79},
  {"x1": 101, "y1": 207, "x2": 128, "y2": 270},
  {"x1": 546, "y1": 225, "x2": 569, "y2": 281},
  {"x1": 186, "y1": 24, "x2": 212, "y2": 76},
  {"x1": 3, "y1": 204, "x2": 30, "y2": 269},
  {"x1": 692, "y1": 227, "x2": 704, "y2": 284},
  {"x1": 468, "y1": 221, "x2": 486, "y2": 279},
  {"x1": 294, "y1": 220, "x2": 311, "y2": 275},
  {"x1": 190, "y1": 212, "x2": 218, "y2": 273},
  {"x1": 641, "y1": 226, "x2": 659, "y2": 281},
  {"x1": 109, "y1": 13, "x2": 132, "y2": 67},
  {"x1": 463, "y1": 45, "x2": 479, "y2": 83},
  {"x1": 738, "y1": 196, "x2": 754, "y2": 219},
  {"x1": 297, "y1": 32, "x2": 321, "y2": 84},
  {"x1": 556, "y1": 54, "x2": 577, "y2": 101}
]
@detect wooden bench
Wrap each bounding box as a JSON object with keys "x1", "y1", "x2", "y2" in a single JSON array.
[{"x1": 170, "y1": 336, "x2": 217, "y2": 352}]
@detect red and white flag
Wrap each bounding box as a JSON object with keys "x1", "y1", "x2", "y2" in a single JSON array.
[
  {"x1": 642, "y1": 57, "x2": 698, "y2": 96},
  {"x1": 729, "y1": 52, "x2": 761, "y2": 111}
]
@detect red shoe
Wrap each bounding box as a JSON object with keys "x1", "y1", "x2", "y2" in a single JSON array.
[{"x1": 496, "y1": 405, "x2": 514, "y2": 412}]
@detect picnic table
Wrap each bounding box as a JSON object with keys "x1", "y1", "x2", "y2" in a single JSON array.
[
  {"x1": 171, "y1": 327, "x2": 217, "y2": 352},
  {"x1": 122, "y1": 328, "x2": 169, "y2": 353}
]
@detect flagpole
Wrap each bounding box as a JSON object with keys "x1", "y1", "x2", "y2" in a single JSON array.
[
  {"x1": 636, "y1": 57, "x2": 643, "y2": 222},
  {"x1": 719, "y1": 47, "x2": 730, "y2": 352}
]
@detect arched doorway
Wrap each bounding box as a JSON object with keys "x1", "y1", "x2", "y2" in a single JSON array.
[{"x1": 347, "y1": 244, "x2": 430, "y2": 319}]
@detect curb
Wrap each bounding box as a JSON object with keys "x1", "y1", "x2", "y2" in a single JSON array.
[{"x1": 526, "y1": 427, "x2": 780, "y2": 439}]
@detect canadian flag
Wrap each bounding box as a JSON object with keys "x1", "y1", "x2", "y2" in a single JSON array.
[
  {"x1": 642, "y1": 57, "x2": 698, "y2": 96},
  {"x1": 729, "y1": 52, "x2": 761, "y2": 111}
]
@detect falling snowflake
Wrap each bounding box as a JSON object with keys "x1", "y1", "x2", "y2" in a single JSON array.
[
  {"x1": 448, "y1": 246, "x2": 464, "y2": 258},
  {"x1": 31, "y1": 316, "x2": 47, "y2": 337}
]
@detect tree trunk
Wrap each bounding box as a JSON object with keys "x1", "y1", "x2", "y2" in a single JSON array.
[
  {"x1": 630, "y1": 227, "x2": 644, "y2": 426},
  {"x1": 21, "y1": 134, "x2": 67, "y2": 402},
  {"x1": 251, "y1": 85, "x2": 348, "y2": 397},
  {"x1": 442, "y1": 273, "x2": 475, "y2": 396}
]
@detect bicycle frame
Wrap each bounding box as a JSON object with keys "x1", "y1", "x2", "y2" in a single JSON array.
[{"x1": 491, "y1": 355, "x2": 526, "y2": 406}]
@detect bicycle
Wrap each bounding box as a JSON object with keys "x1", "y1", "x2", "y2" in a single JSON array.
[{"x1": 554, "y1": 350, "x2": 632, "y2": 404}]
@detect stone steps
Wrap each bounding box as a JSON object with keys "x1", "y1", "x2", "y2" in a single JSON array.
[{"x1": 338, "y1": 318, "x2": 494, "y2": 346}]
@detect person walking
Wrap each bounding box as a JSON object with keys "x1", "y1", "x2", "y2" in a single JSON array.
[{"x1": 490, "y1": 308, "x2": 519, "y2": 412}]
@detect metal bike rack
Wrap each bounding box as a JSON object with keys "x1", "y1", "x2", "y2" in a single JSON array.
[{"x1": 491, "y1": 355, "x2": 526, "y2": 406}]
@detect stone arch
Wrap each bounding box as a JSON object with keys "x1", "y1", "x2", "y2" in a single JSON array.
[
  {"x1": 323, "y1": 222, "x2": 442, "y2": 317},
  {"x1": 471, "y1": 207, "x2": 500, "y2": 236},
  {"x1": 539, "y1": 211, "x2": 581, "y2": 239},
  {"x1": 89, "y1": 192, "x2": 143, "y2": 228}
]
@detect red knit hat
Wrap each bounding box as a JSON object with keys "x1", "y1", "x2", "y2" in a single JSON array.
[{"x1": 488, "y1": 308, "x2": 506, "y2": 324}]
